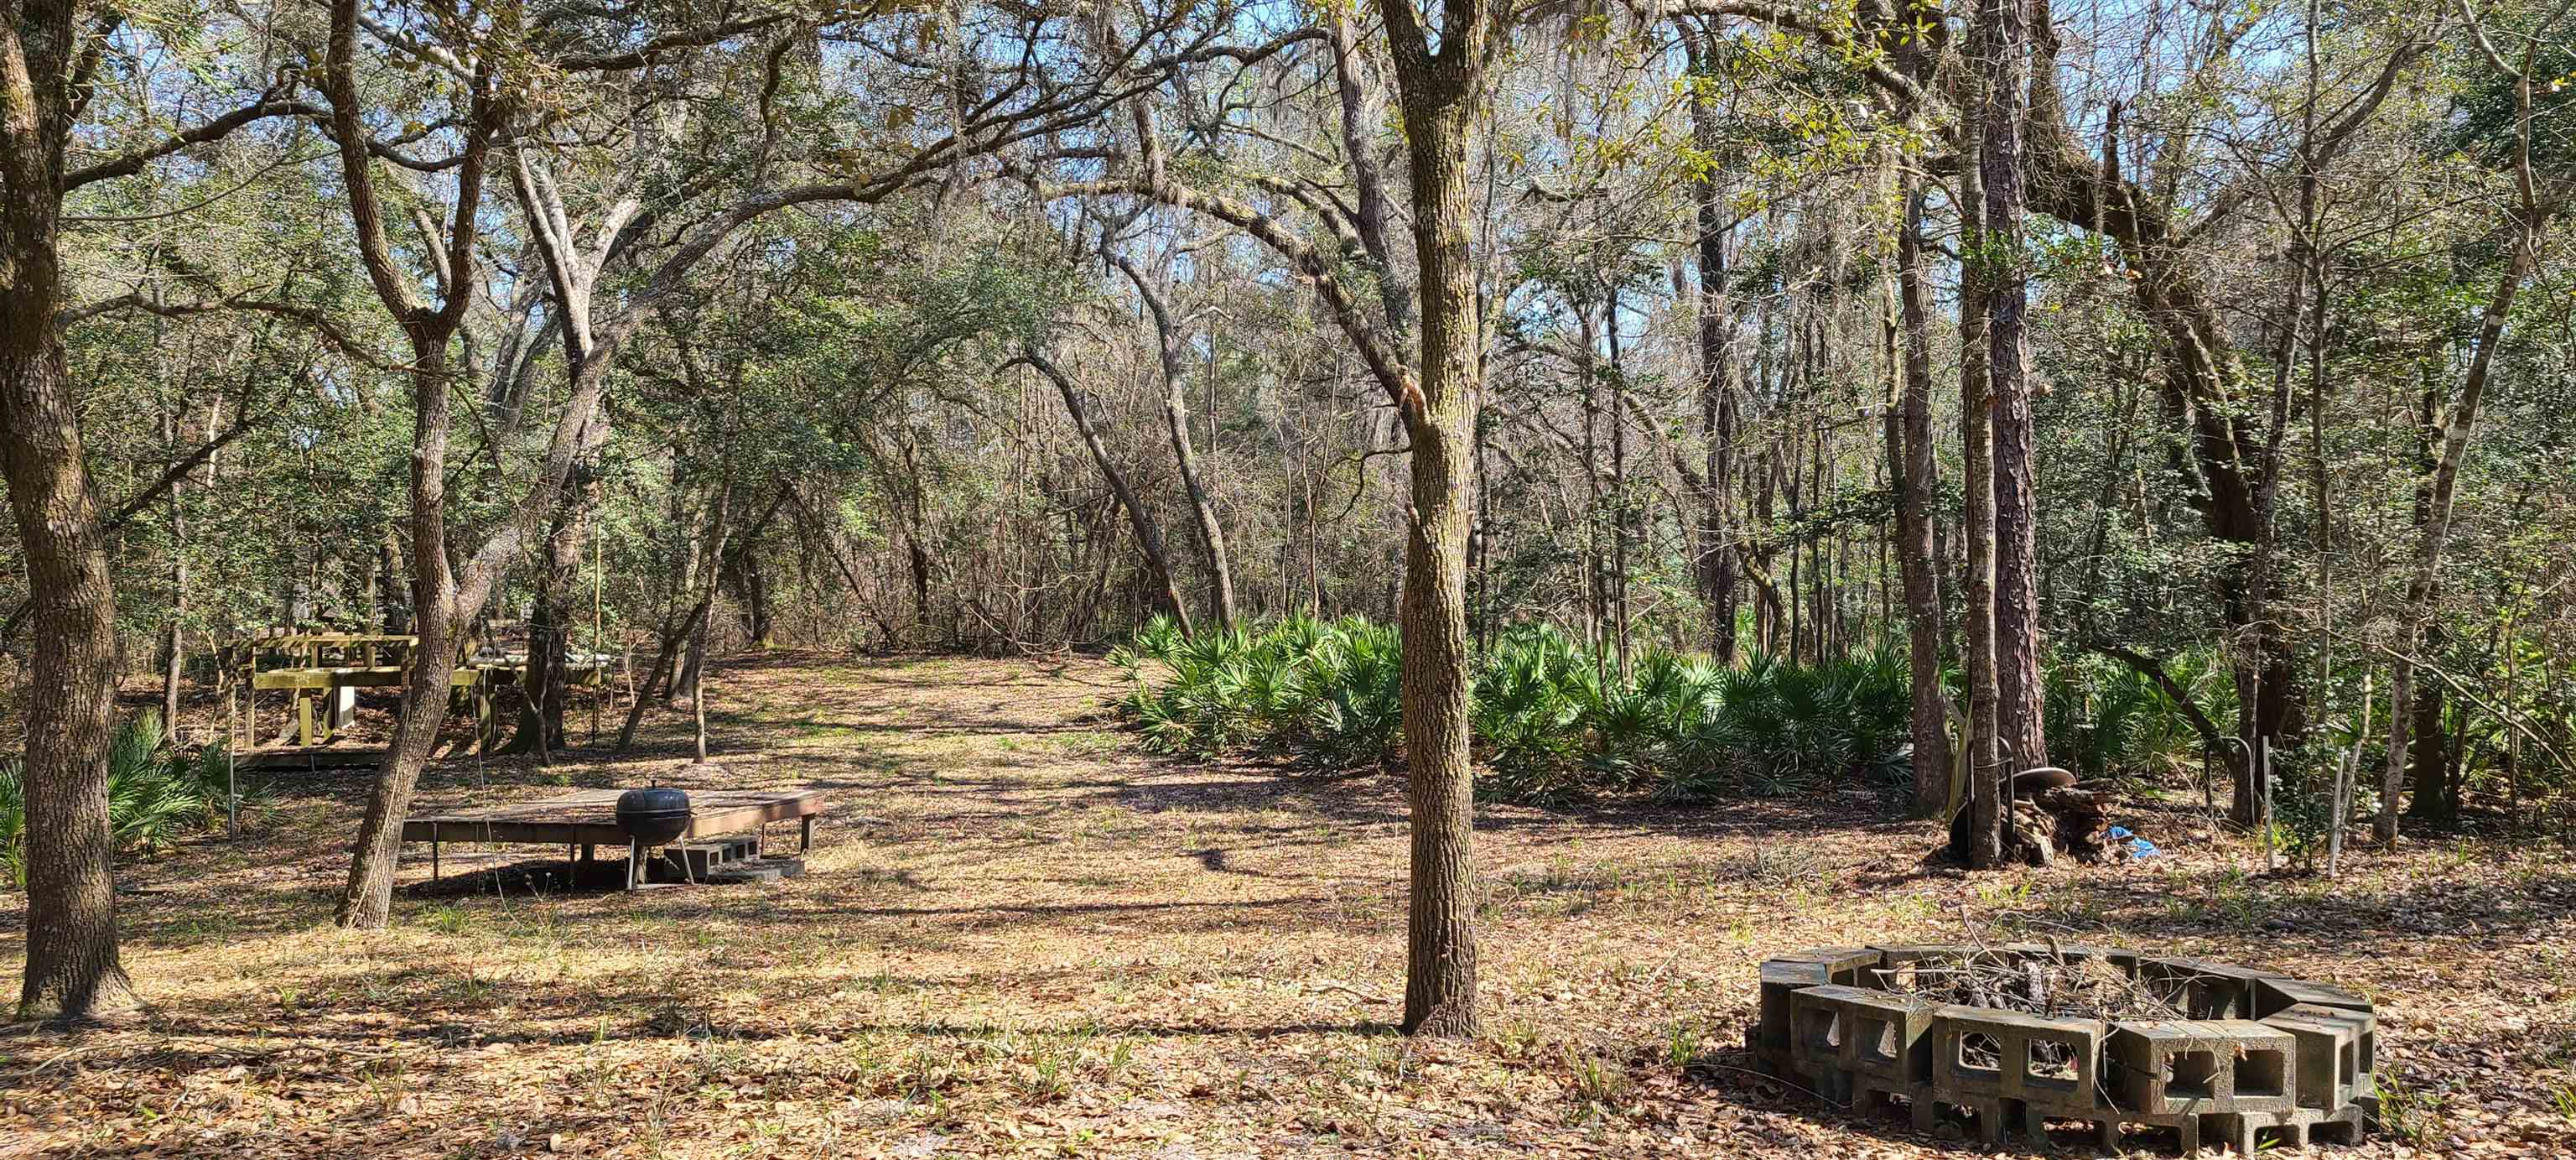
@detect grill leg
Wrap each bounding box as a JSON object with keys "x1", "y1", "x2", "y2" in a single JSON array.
[
  {"x1": 626, "y1": 838, "x2": 641, "y2": 890},
  {"x1": 800, "y1": 814, "x2": 813, "y2": 852}
]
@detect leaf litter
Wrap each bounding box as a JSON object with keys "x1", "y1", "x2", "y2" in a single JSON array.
[{"x1": 0, "y1": 653, "x2": 2563, "y2": 1157}]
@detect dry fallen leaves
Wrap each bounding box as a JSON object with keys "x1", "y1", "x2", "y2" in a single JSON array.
[{"x1": 0, "y1": 653, "x2": 2560, "y2": 1157}]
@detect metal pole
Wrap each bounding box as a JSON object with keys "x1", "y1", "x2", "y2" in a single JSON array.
[
  {"x1": 591, "y1": 517, "x2": 603, "y2": 748},
  {"x1": 226, "y1": 675, "x2": 240, "y2": 840},
  {"x1": 2261, "y1": 736, "x2": 2277, "y2": 872}
]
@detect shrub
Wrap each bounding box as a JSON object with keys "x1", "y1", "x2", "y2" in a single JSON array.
[
  {"x1": 0, "y1": 710, "x2": 251, "y2": 889},
  {"x1": 1109, "y1": 616, "x2": 2230, "y2": 809}
]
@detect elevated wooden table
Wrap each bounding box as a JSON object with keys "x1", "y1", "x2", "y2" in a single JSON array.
[{"x1": 402, "y1": 787, "x2": 824, "y2": 888}]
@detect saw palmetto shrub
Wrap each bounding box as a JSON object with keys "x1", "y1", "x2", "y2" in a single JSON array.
[
  {"x1": 0, "y1": 709, "x2": 252, "y2": 890},
  {"x1": 1111, "y1": 616, "x2": 1932, "y2": 805}
]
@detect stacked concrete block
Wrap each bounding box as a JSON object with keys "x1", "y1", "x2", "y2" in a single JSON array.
[
  {"x1": 1868, "y1": 943, "x2": 1974, "y2": 990},
  {"x1": 1748, "y1": 943, "x2": 2379, "y2": 1154},
  {"x1": 1751, "y1": 947, "x2": 1883, "y2": 1069},
  {"x1": 1790, "y1": 983, "x2": 1940, "y2": 1123},
  {"x1": 2253, "y1": 1001, "x2": 2379, "y2": 1145},
  {"x1": 1753, "y1": 959, "x2": 1834, "y2": 1072},
  {"x1": 2138, "y1": 956, "x2": 2290, "y2": 1019},
  {"x1": 1786, "y1": 984, "x2": 1880, "y2": 1101},
  {"x1": 2106, "y1": 1020, "x2": 2295, "y2": 1115},
  {"x1": 2255, "y1": 975, "x2": 2374, "y2": 1017},
  {"x1": 1930, "y1": 1003, "x2": 2116, "y2": 1146}
]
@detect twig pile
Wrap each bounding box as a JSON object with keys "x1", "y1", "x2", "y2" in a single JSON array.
[{"x1": 1872, "y1": 948, "x2": 2191, "y2": 1070}]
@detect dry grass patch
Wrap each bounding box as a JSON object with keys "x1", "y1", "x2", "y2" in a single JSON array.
[{"x1": 0, "y1": 653, "x2": 2563, "y2": 1156}]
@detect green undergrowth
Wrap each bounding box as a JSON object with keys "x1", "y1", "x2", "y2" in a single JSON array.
[
  {"x1": 0, "y1": 709, "x2": 260, "y2": 889},
  {"x1": 1108, "y1": 615, "x2": 2225, "y2": 809}
]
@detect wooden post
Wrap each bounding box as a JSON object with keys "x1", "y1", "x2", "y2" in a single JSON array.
[{"x1": 592, "y1": 518, "x2": 604, "y2": 747}]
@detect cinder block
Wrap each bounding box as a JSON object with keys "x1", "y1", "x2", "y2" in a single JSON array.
[
  {"x1": 2140, "y1": 957, "x2": 2288, "y2": 1018},
  {"x1": 1753, "y1": 960, "x2": 1834, "y2": 1067},
  {"x1": 1930, "y1": 1003, "x2": 2109, "y2": 1119},
  {"x1": 1931, "y1": 1004, "x2": 2108, "y2": 1116},
  {"x1": 1867, "y1": 943, "x2": 1974, "y2": 991},
  {"x1": 1756, "y1": 948, "x2": 1879, "y2": 1075},
  {"x1": 2216, "y1": 1100, "x2": 2368, "y2": 1151},
  {"x1": 2108, "y1": 1019, "x2": 2296, "y2": 1116},
  {"x1": 1931, "y1": 1004, "x2": 2009, "y2": 1097},
  {"x1": 1788, "y1": 983, "x2": 1872, "y2": 1101},
  {"x1": 2253, "y1": 975, "x2": 2374, "y2": 1017},
  {"x1": 1838, "y1": 987, "x2": 1940, "y2": 1087},
  {"x1": 1774, "y1": 945, "x2": 1883, "y2": 986},
  {"x1": 2262, "y1": 1001, "x2": 2377, "y2": 1110}
]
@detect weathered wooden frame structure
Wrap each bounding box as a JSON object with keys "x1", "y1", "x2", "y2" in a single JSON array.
[
  {"x1": 402, "y1": 788, "x2": 826, "y2": 890},
  {"x1": 222, "y1": 630, "x2": 608, "y2": 767}
]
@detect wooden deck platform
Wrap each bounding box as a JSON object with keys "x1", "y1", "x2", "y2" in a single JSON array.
[
  {"x1": 402, "y1": 787, "x2": 825, "y2": 846},
  {"x1": 404, "y1": 787, "x2": 826, "y2": 889}
]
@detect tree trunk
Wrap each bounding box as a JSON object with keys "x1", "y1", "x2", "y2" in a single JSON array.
[
  {"x1": 736, "y1": 554, "x2": 775, "y2": 650},
  {"x1": 337, "y1": 341, "x2": 464, "y2": 929},
  {"x1": 1981, "y1": 0, "x2": 2045, "y2": 788},
  {"x1": 503, "y1": 492, "x2": 589, "y2": 755},
  {"x1": 1377, "y1": 5, "x2": 1488, "y2": 1039},
  {"x1": 2, "y1": 0, "x2": 142, "y2": 1024},
  {"x1": 2, "y1": 239, "x2": 141, "y2": 1025},
  {"x1": 1892, "y1": 182, "x2": 1950, "y2": 816},
  {"x1": 1606, "y1": 289, "x2": 1632, "y2": 679},
  {"x1": 1021, "y1": 350, "x2": 1193, "y2": 633},
  {"x1": 1110, "y1": 250, "x2": 1238, "y2": 632},
  {"x1": 2378, "y1": 190, "x2": 2553, "y2": 840},
  {"x1": 325, "y1": 0, "x2": 505, "y2": 929},
  {"x1": 675, "y1": 481, "x2": 736, "y2": 710},
  {"x1": 2404, "y1": 676, "x2": 2454, "y2": 824},
  {"x1": 1957, "y1": 34, "x2": 2003, "y2": 869},
  {"x1": 159, "y1": 403, "x2": 189, "y2": 741},
  {"x1": 1675, "y1": 19, "x2": 1743, "y2": 658}
]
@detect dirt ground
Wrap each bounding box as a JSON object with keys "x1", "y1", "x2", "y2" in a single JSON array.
[{"x1": 1, "y1": 653, "x2": 2568, "y2": 1157}]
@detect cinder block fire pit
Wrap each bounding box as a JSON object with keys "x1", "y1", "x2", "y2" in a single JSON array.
[{"x1": 1751, "y1": 944, "x2": 2377, "y2": 1153}]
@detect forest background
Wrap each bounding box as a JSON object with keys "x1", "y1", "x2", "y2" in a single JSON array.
[{"x1": 1, "y1": 0, "x2": 2571, "y2": 1026}]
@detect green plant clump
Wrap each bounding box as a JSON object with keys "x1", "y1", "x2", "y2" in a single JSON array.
[
  {"x1": 1111, "y1": 616, "x2": 2231, "y2": 807},
  {"x1": 0, "y1": 709, "x2": 253, "y2": 889}
]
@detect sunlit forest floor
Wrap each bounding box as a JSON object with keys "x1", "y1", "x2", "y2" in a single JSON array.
[{"x1": 0, "y1": 653, "x2": 2567, "y2": 1157}]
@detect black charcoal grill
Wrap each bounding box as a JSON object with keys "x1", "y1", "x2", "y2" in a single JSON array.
[{"x1": 615, "y1": 786, "x2": 693, "y2": 846}]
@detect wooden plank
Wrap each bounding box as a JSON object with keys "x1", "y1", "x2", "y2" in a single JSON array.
[
  {"x1": 400, "y1": 788, "x2": 825, "y2": 846},
  {"x1": 250, "y1": 665, "x2": 491, "y2": 690}
]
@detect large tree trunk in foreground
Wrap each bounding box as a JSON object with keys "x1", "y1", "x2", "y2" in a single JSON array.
[
  {"x1": 1378, "y1": 0, "x2": 1489, "y2": 1039},
  {"x1": 1, "y1": 273, "x2": 141, "y2": 1025},
  {"x1": 3, "y1": 0, "x2": 141, "y2": 1022}
]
